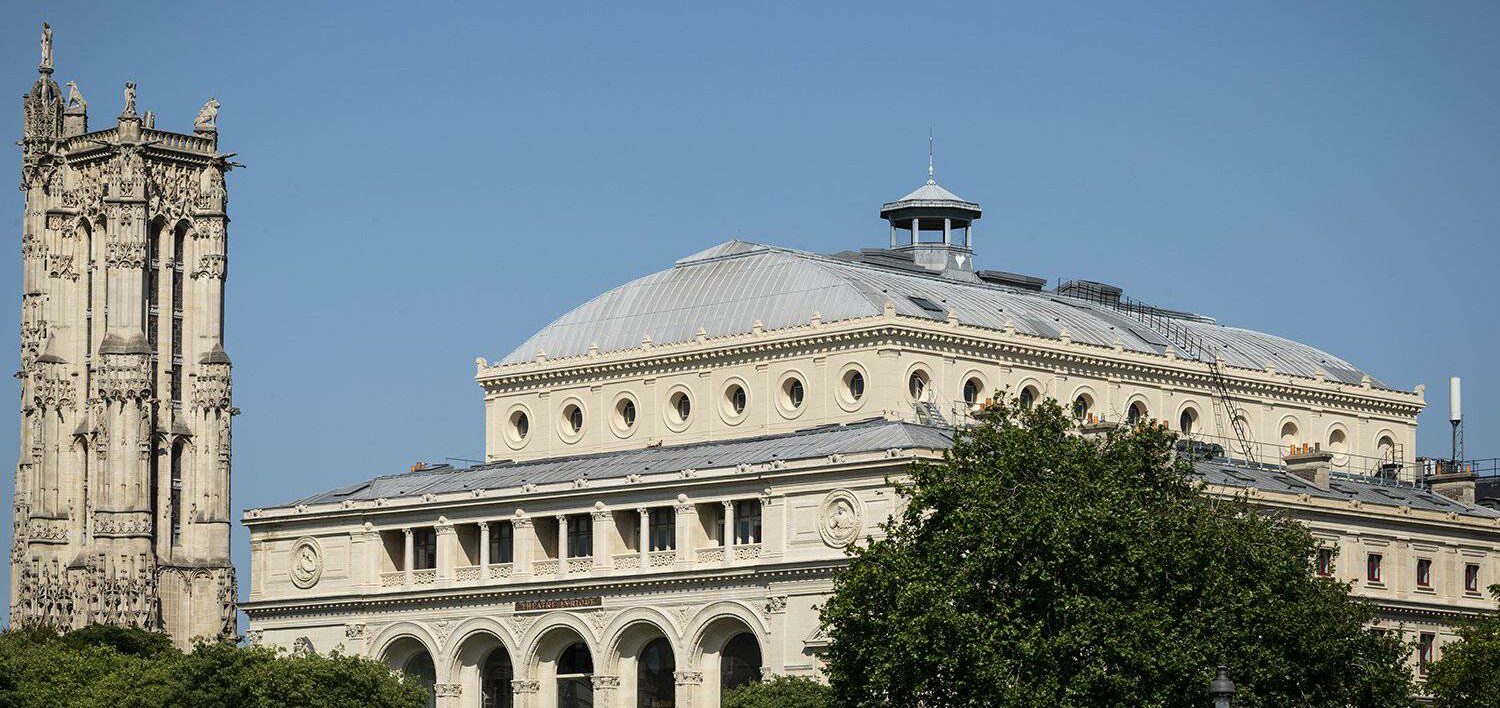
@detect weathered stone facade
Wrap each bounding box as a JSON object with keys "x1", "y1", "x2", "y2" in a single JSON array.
[{"x1": 11, "y1": 24, "x2": 236, "y2": 647}]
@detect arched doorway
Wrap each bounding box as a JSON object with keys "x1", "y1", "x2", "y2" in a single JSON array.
[
  {"x1": 404, "y1": 652, "x2": 438, "y2": 708},
  {"x1": 719, "y1": 633, "x2": 761, "y2": 692},
  {"x1": 382, "y1": 636, "x2": 438, "y2": 708},
  {"x1": 556, "y1": 641, "x2": 593, "y2": 707},
  {"x1": 482, "y1": 647, "x2": 514, "y2": 708},
  {"x1": 636, "y1": 637, "x2": 675, "y2": 707}
]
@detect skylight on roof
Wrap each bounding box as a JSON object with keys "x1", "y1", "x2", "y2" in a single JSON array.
[{"x1": 908, "y1": 295, "x2": 944, "y2": 314}]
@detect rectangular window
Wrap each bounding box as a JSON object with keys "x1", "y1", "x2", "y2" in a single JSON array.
[
  {"x1": 1416, "y1": 558, "x2": 1432, "y2": 589},
  {"x1": 649, "y1": 508, "x2": 675, "y2": 551},
  {"x1": 1418, "y1": 633, "x2": 1435, "y2": 675},
  {"x1": 1466, "y1": 564, "x2": 1480, "y2": 593},
  {"x1": 1367, "y1": 553, "x2": 1383, "y2": 583},
  {"x1": 566, "y1": 515, "x2": 593, "y2": 558},
  {"x1": 412, "y1": 528, "x2": 437, "y2": 570},
  {"x1": 734, "y1": 500, "x2": 762, "y2": 545},
  {"x1": 1315, "y1": 548, "x2": 1334, "y2": 577},
  {"x1": 489, "y1": 521, "x2": 513, "y2": 564}
]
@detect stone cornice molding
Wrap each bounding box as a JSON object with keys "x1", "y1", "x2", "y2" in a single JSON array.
[
  {"x1": 241, "y1": 558, "x2": 841, "y2": 621},
  {"x1": 477, "y1": 315, "x2": 1423, "y2": 420}
]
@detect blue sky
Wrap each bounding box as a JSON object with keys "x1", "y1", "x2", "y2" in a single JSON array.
[{"x1": 2, "y1": 1, "x2": 1497, "y2": 622}]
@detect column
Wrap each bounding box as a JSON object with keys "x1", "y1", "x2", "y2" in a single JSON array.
[
  {"x1": 675, "y1": 499, "x2": 698, "y2": 567},
  {"x1": 591, "y1": 508, "x2": 610, "y2": 570},
  {"x1": 722, "y1": 500, "x2": 735, "y2": 560},
  {"x1": 513, "y1": 517, "x2": 534, "y2": 579},
  {"x1": 479, "y1": 521, "x2": 491, "y2": 568},
  {"x1": 402, "y1": 527, "x2": 414, "y2": 585},
  {"x1": 557, "y1": 515, "x2": 568, "y2": 575},
  {"x1": 511, "y1": 679, "x2": 540, "y2": 708},
  {"x1": 674, "y1": 671, "x2": 704, "y2": 708},
  {"x1": 965, "y1": 220, "x2": 973, "y2": 248},
  {"x1": 943, "y1": 218, "x2": 951, "y2": 246},
  {"x1": 637, "y1": 507, "x2": 650, "y2": 569},
  {"x1": 889, "y1": 222, "x2": 897, "y2": 248},
  {"x1": 436, "y1": 521, "x2": 455, "y2": 581},
  {"x1": 911, "y1": 218, "x2": 919, "y2": 243}
]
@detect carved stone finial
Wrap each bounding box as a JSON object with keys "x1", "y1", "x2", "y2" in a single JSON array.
[
  {"x1": 194, "y1": 98, "x2": 220, "y2": 132},
  {"x1": 40, "y1": 23, "x2": 53, "y2": 72},
  {"x1": 64, "y1": 81, "x2": 85, "y2": 111}
]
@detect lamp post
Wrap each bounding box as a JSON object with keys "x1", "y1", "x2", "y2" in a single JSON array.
[{"x1": 1207, "y1": 666, "x2": 1236, "y2": 708}]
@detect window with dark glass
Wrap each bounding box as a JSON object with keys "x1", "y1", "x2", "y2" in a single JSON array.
[
  {"x1": 1366, "y1": 553, "x2": 1382, "y2": 583},
  {"x1": 720, "y1": 633, "x2": 762, "y2": 692},
  {"x1": 963, "y1": 378, "x2": 982, "y2": 407},
  {"x1": 567, "y1": 515, "x2": 593, "y2": 558},
  {"x1": 412, "y1": 528, "x2": 437, "y2": 570},
  {"x1": 648, "y1": 508, "x2": 675, "y2": 551},
  {"x1": 1315, "y1": 548, "x2": 1333, "y2": 577},
  {"x1": 734, "y1": 500, "x2": 762, "y2": 545},
  {"x1": 481, "y1": 648, "x2": 513, "y2": 708},
  {"x1": 1418, "y1": 633, "x2": 1435, "y2": 675},
  {"x1": 489, "y1": 521, "x2": 514, "y2": 564},
  {"x1": 1416, "y1": 558, "x2": 1432, "y2": 589},
  {"x1": 1466, "y1": 563, "x2": 1480, "y2": 593},
  {"x1": 636, "y1": 637, "x2": 675, "y2": 707},
  {"x1": 556, "y1": 641, "x2": 593, "y2": 708},
  {"x1": 1019, "y1": 387, "x2": 1036, "y2": 409}
]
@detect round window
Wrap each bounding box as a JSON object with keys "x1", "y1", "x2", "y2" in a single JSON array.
[
  {"x1": 908, "y1": 371, "x2": 929, "y2": 401},
  {"x1": 563, "y1": 404, "x2": 583, "y2": 434},
  {"x1": 671, "y1": 391, "x2": 692, "y2": 423},
  {"x1": 616, "y1": 398, "x2": 637, "y2": 430},
  {"x1": 1179, "y1": 408, "x2": 1198, "y2": 435},
  {"x1": 845, "y1": 370, "x2": 865, "y2": 401},
  {"x1": 510, "y1": 410, "x2": 530, "y2": 442},
  {"x1": 783, "y1": 377, "x2": 805, "y2": 410},
  {"x1": 962, "y1": 378, "x2": 984, "y2": 407},
  {"x1": 1073, "y1": 394, "x2": 1092, "y2": 420},
  {"x1": 724, "y1": 384, "x2": 747, "y2": 417}
]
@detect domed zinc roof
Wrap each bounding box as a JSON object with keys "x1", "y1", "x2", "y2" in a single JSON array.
[{"x1": 500, "y1": 240, "x2": 1380, "y2": 387}]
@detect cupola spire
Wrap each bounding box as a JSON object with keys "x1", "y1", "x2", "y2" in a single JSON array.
[{"x1": 879, "y1": 141, "x2": 982, "y2": 277}]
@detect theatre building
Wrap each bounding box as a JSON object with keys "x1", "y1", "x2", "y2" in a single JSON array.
[{"x1": 242, "y1": 175, "x2": 1500, "y2": 707}]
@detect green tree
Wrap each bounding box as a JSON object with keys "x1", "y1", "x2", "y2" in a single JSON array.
[
  {"x1": 0, "y1": 625, "x2": 427, "y2": 708},
  {"x1": 722, "y1": 675, "x2": 831, "y2": 708},
  {"x1": 1425, "y1": 585, "x2": 1500, "y2": 708},
  {"x1": 819, "y1": 396, "x2": 1414, "y2": 707}
]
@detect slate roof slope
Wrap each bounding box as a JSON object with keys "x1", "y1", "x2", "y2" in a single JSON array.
[
  {"x1": 1195, "y1": 459, "x2": 1500, "y2": 519},
  {"x1": 278, "y1": 418, "x2": 954, "y2": 509},
  {"x1": 500, "y1": 240, "x2": 1380, "y2": 387}
]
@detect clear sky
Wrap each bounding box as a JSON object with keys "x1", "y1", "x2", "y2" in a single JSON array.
[{"x1": 2, "y1": 1, "x2": 1497, "y2": 624}]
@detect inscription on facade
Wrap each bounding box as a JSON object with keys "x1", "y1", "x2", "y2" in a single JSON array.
[{"x1": 515, "y1": 596, "x2": 602, "y2": 612}]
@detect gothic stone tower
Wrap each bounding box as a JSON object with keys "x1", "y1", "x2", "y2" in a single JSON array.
[{"x1": 12, "y1": 24, "x2": 236, "y2": 646}]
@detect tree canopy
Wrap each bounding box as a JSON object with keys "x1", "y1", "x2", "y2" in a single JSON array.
[
  {"x1": 818, "y1": 395, "x2": 1415, "y2": 707},
  {"x1": 1425, "y1": 585, "x2": 1500, "y2": 708},
  {"x1": 0, "y1": 625, "x2": 427, "y2": 708},
  {"x1": 721, "y1": 675, "x2": 831, "y2": 708}
]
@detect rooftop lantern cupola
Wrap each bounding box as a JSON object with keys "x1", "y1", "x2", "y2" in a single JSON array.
[{"x1": 879, "y1": 145, "x2": 982, "y2": 277}]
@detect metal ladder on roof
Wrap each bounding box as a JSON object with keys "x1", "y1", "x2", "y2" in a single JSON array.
[{"x1": 1062, "y1": 283, "x2": 1258, "y2": 464}]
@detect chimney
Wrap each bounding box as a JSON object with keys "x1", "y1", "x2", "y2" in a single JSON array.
[
  {"x1": 1428, "y1": 461, "x2": 1477, "y2": 506},
  {"x1": 1284, "y1": 445, "x2": 1333, "y2": 490}
]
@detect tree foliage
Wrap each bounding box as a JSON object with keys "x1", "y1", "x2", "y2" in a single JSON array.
[
  {"x1": 0, "y1": 625, "x2": 427, "y2": 708},
  {"x1": 1425, "y1": 585, "x2": 1500, "y2": 708},
  {"x1": 819, "y1": 396, "x2": 1415, "y2": 707},
  {"x1": 721, "y1": 675, "x2": 832, "y2": 708}
]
